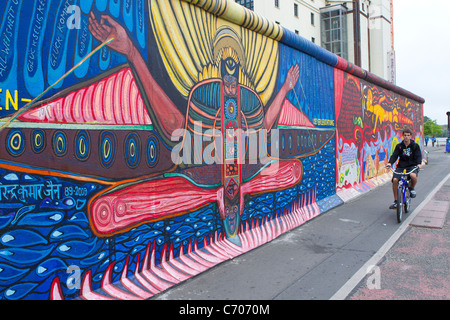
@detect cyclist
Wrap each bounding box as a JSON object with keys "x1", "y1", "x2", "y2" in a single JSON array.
[{"x1": 386, "y1": 128, "x2": 422, "y2": 209}]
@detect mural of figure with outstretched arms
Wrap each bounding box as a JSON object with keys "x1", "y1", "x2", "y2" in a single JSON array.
[{"x1": 88, "y1": 9, "x2": 301, "y2": 240}]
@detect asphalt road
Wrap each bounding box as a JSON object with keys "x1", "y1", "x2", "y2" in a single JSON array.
[{"x1": 153, "y1": 146, "x2": 450, "y2": 301}]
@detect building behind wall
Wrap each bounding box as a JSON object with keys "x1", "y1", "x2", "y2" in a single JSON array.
[{"x1": 235, "y1": 0, "x2": 396, "y2": 83}]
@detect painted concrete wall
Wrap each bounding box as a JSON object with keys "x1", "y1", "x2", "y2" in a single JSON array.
[
  {"x1": 335, "y1": 69, "x2": 423, "y2": 201},
  {"x1": 0, "y1": 0, "x2": 423, "y2": 300}
]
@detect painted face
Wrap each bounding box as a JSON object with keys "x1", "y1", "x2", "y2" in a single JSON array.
[
  {"x1": 223, "y1": 74, "x2": 237, "y2": 96},
  {"x1": 224, "y1": 204, "x2": 239, "y2": 235}
]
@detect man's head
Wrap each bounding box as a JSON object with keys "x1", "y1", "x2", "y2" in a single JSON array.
[{"x1": 402, "y1": 128, "x2": 413, "y2": 144}]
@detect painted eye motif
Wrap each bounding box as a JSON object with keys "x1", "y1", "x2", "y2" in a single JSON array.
[
  {"x1": 6, "y1": 129, "x2": 25, "y2": 156},
  {"x1": 225, "y1": 58, "x2": 236, "y2": 72},
  {"x1": 227, "y1": 59, "x2": 235, "y2": 69}
]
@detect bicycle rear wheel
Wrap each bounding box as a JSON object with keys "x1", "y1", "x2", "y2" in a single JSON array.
[{"x1": 397, "y1": 186, "x2": 404, "y2": 223}]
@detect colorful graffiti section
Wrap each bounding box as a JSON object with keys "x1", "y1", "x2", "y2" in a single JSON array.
[
  {"x1": 0, "y1": 0, "x2": 422, "y2": 300},
  {"x1": 335, "y1": 69, "x2": 423, "y2": 195}
]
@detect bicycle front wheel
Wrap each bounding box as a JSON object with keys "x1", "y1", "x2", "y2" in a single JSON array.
[
  {"x1": 404, "y1": 188, "x2": 411, "y2": 214},
  {"x1": 397, "y1": 186, "x2": 404, "y2": 223}
]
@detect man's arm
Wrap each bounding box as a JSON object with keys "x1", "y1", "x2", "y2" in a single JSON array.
[
  {"x1": 387, "y1": 144, "x2": 400, "y2": 166},
  {"x1": 414, "y1": 144, "x2": 423, "y2": 167}
]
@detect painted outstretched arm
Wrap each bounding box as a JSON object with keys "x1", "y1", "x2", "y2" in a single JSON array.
[
  {"x1": 264, "y1": 64, "x2": 300, "y2": 130},
  {"x1": 88, "y1": 13, "x2": 185, "y2": 138}
]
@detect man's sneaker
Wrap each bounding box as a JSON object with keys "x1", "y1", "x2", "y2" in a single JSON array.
[
  {"x1": 389, "y1": 201, "x2": 398, "y2": 209},
  {"x1": 409, "y1": 189, "x2": 417, "y2": 198}
]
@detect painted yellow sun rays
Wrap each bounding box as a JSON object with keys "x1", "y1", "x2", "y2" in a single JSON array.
[{"x1": 149, "y1": 0, "x2": 280, "y2": 106}]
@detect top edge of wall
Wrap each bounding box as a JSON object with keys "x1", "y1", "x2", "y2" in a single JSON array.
[{"x1": 181, "y1": 0, "x2": 425, "y2": 104}]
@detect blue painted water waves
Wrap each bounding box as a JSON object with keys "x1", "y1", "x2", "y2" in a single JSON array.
[
  {"x1": 0, "y1": 137, "x2": 335, "y2": 299},
  {"x1": 0, "y1": 170, "x2": 105, "y2": 299},
  {"x1": 0, "y1": 168, "x2": 224, "y2": 299}
]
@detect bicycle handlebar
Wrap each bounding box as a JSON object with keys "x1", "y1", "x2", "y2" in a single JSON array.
[{"x1": 386, "y1": 166, "x2": 419, "y2": 175}]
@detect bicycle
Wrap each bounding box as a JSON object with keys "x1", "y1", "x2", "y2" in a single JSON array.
[{"x1": 387, "y1": 166, "x2": 419, "y2": 223}]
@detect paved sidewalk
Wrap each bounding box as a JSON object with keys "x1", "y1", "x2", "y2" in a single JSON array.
[
  {"x1": 347, "y1": 176, "x2": 450, "y2": 300},
  {"x1": 155, "y1": 150, "x2": 449, "y2": 301}
]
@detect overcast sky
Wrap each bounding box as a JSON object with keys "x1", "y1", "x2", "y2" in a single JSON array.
[{"x1": 393, "y1": 0, "x2": 450, "y2": 125}]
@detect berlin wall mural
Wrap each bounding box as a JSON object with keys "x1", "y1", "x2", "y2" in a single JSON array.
[
  {"x1": 0, "y1": 0, "x2": 423, "y2": 300},
  {"x1": 334, "y1": 69, "x2": 424, "y2": 193}
]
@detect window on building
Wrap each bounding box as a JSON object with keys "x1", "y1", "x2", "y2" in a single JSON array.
[
  {"x1": 275, "y1": 0, "x2": 279, "y2": 8},
  {"x1": 320, "y1": 6, "x2": 348, "y2": 60},
  {"x1": 295, "y1": 30, "x2": 300, "y2": 35},
  {"x1": 235, "y1": 0, "x2": 254, "y2": 11},
  {"x1": 294, "y1": 3, "x2": 298, "y2": 17},
  {"x1": 311, "y1": 37, "x2": 315, "y2": 43},
  {"x1": 311, "y1": 12, "x2": 315, "y2": 25}
]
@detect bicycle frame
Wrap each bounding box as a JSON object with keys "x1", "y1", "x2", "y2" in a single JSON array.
[{"x1": 388, "y1": 166, "x2": 419, "y2": 223}]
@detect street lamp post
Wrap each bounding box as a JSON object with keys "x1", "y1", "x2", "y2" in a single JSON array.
[
  {"x1": 447, "y1": 111, "x2": 450, "y2": 138},
  {"x1": 446, "y1": 112, "x2": 450, "y2": 153}
]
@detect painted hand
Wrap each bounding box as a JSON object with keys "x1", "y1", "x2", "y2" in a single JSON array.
[
  {"x1": 88, "y1": 12, "x2": 134, "y2": 58},
  {"x1": 285, "y1": 64, "x2": 300, "y2": 90}
]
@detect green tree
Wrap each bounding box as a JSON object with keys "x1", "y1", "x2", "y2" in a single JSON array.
[{"x1": 424, "y1": 119, "x2": 443, "y2": 136}]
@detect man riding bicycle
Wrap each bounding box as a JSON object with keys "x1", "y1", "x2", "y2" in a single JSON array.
[{"x1": 386, "y1": 128, "x2": 422, "y2": 209}]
